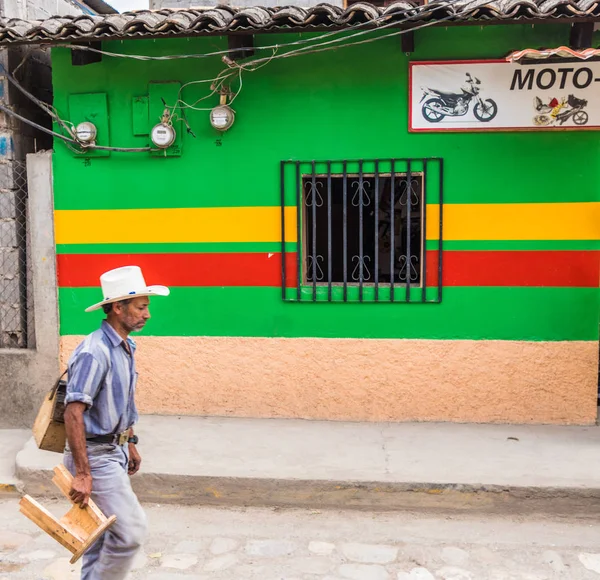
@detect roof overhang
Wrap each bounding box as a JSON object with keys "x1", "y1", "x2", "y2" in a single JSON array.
[{"x1": 0, "y1": 1, "x2": 599, "y2": 46}]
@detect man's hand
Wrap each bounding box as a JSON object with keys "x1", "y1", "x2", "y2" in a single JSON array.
[
  {"x1": 64, "y1": 402, "x2": 92, "y2": 509},
  {"x1": 128, "y1": 443, "x2": 142, "y2": 475},
  {"x1": 69, "y1": 473, "x2": 92, "y2": 508}
]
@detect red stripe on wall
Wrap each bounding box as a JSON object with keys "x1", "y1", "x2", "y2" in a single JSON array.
[
  {"x1": 57, "y1": 253, "x2": 298, "y2": 288},
  {"x1": 57, "y1": 251, "x2": 599, "y2": 289},
  {"x1": 426, "y1": 250, "x2": 600, "y2": 287}
]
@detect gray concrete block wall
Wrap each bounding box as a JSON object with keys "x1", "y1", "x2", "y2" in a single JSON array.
[
  {"x1": 0, "y1": 50, "x2": 23, "y2": 350},
  {"x1": 0, "y1": 47, "x2": 56, "y2": 422},
  {"x1": 0, "y1": 246, "x2": 20, "y2": 334},
  {"x1": 0, "y1": 166, "x2": 15, "y2": 195},
  {"x1": 0, "y1": 190, "x2": 15, "y2": 218},
  {"x1": 0, "y1": 152, "x2": 59, "y2": 427},
  {"x1": 1, "y1": 0, "x2": 85, "y2": 20},
  {"x1": 0, "y1": 275, "x2": 20, "y2": 317},
  {"x1": 26, "y1": 0, "x2": 82, "y2": 21},
  {"x1": 0, "y1": 44, "x2": 54, "y2": 351},
  {"x1": 0, "y1": 179, "x2": 24, "y2": 348},
  {"x1": 0, "y1": 46, "x2": 26, "y2": 348},
  {"x1": 0, "y1": 247, "x2": 18, "y2": 276},
  {"x1": 0, "y1": 217, "x2": 16, "y2": 248},
  {"x1": 0, "y1": 161, "x2": 23, "y2": 348},
  {"x1": 1, "y1": 304, "x2": 20, "y2": 335}
]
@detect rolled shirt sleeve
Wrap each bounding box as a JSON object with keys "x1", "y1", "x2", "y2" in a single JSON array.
[{"x1": 65, "y1": 352, "x2": 105, "y2": 408}]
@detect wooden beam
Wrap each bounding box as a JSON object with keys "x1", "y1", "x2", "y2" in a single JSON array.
[
  {"x1": 71, "y1": 42, "x2": 102, "y2": 66},
  {"x1": 228, "y1": 35, "x2": 255, "y2": 60},
  {"x1": 401, "y1": 31, "x2": 415, "y2": 54},
  {"x1": 569, "y1": 22, "x2": 594, "y2": 49}
]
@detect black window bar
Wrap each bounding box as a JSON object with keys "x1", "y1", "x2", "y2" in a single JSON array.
[{"x1": 281, "y1": 158, "x2": 443, "y2": 303}]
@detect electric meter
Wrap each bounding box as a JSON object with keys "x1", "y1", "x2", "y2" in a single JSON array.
[
  {"x1": 75, "y1": 122, "x2": 97, "y2": 145},
  {"x1": 151, "y1": 123, "x2": 176, "y2": 149},
  {"x1": 210, "y1": 105, "x2": 235, "y2": 131}
]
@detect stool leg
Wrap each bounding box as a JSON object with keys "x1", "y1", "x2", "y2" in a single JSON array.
[
  {"x1": 69, "y1": 515, "x2": 117, "y2": 564},
  {"x1": 19, "y1": 495, "x2": 82, "y2": 555}
]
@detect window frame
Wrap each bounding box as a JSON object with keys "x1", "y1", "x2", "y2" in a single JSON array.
[{"x1": 280, "y1": 158, "x2": 444, "y2": 304}]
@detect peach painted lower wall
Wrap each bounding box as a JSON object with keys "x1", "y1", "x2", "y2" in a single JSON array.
[{"x1": 60, "y1": 336, "x2": 599, "y2": 425}]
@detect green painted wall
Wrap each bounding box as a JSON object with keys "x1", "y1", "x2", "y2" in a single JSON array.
[
  {"x1": 52, "y1": 23, "x2": 600, "y2": 341},
  {"x1": 52, "y1": 25, "x2": 599, "y2": 211},
  {"x1": 58, "y1": 286, "x2": 598, "y2": 340}
]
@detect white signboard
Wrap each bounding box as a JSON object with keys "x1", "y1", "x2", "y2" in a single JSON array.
[{"x1": 409, "y1": 59, "x2": 600, "y2": 132}]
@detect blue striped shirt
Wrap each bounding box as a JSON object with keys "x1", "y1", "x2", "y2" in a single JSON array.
[{"x1": 65, "y1": 320, "x2": 139, "y2": 437}]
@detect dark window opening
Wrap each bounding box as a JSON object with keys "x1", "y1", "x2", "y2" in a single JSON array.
[{"x1": 304, "y1": 174, "x2": 423, "y2": 286}]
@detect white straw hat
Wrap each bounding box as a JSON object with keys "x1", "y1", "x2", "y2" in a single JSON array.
[{"x1": 85, "y1": 265, "x2": 170, "y2": 313}]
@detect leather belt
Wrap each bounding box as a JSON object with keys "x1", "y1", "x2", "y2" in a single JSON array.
[{"x1": 86, "y1": 431, "x2": 129, "y2": 446}]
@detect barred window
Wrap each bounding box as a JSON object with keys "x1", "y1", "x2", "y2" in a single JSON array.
[{"x1": 281, "y1": 159, "x2": 443, "y2": 303}]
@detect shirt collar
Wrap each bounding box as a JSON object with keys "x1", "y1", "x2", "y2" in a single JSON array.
[{"x1": 101, "y1": 320, "x2": 136, "y2": 351}]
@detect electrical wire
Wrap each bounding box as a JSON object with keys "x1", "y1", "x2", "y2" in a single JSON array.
[
  {"x1": 0, "y1": 59, "x2": 84, "y2": 154},
  {"x1": 6, "y1": 0, "x2": 474, "y2": 153},
  {"x1": 0, "y1": 102, "x2": 76, "y2": 143},
  {"x1": 167, "y1": 3, "x2": 458, "y2": 116},
  {"x1": 173, "y1": 70, "x2": 236, "y2": 112},
  {"x1": 0, "y1": 61, "x2": 80, "y2": 150},
  {"x1": 172, "y1": 48, "x2": 275, "y2": 113},
  {"x1": 128, "y1": 10, "x2": 459, "y2": 137},
  {"x1": 0, "y1": 62, "x2": 153, "y2": 152},
  {"x1": 232, "y1": 4, "x2": 462, "y2": 68},
  {"x1": 82, "y1": 143, "x2": 151, "y2": 152},
  {"x1": 0, "y1": 103, "x2": 151, "y2": 152},
  {"x1": 0, "y1": 62, "x2": 60, "y2": 121},
  {"x1": 200, "y1": 0, "x2": 479, "y2": 105},
  {"x1": 168, "y1": 11, "x2": 456, "y2": 116},
  {"x1": 258, "y1": 17, "x2": 452, "y2": 65}
]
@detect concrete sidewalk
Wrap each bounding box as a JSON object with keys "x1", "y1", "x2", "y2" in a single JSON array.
[
  {"x1": 8, "y1": 416, "x2": 600, "y2": 513},
  {"x1": 0, "y1": 428, "x2": 30, "y2": 494}
]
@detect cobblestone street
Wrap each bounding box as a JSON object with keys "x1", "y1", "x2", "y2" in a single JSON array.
[{"x1": 2, "y1": 498, "x2": 600, "y2": 579}]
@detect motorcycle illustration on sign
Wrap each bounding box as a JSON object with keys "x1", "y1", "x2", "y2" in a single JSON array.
[
  {"x1": 420, "y1": 73, "x2": 498, "y2": 123},
  {"x1": 533, "y1": 94, "x2": 589, "y2": 126}
]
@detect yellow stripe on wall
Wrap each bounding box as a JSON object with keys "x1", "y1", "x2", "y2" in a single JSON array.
[
  {"x1": 55, "y1": 207, "x2": 299, "y2": 244},
  {"x1": 55, "y1": 202, "x2": 600, "y2": 245},
  {"x1": 426, "y1": 202, "x2": 600, "y2": 241}
]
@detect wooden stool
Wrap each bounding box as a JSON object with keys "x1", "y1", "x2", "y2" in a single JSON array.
[{"x1": 19, "y1": 464, "x2": 117, "y2": 564}]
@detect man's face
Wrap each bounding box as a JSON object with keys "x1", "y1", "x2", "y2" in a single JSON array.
[{"x1": 114, "y1": 297, "x2": 151, "y2": 333}]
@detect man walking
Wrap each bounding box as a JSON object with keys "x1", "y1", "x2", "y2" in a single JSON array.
[{"x1": 63, "y1": 265, "x2": 169, "y2": 580}]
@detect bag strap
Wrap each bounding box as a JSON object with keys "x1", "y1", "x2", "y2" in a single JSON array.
[{"x1": 48, "y1": 369, "x2": 68, "y2": 401}]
